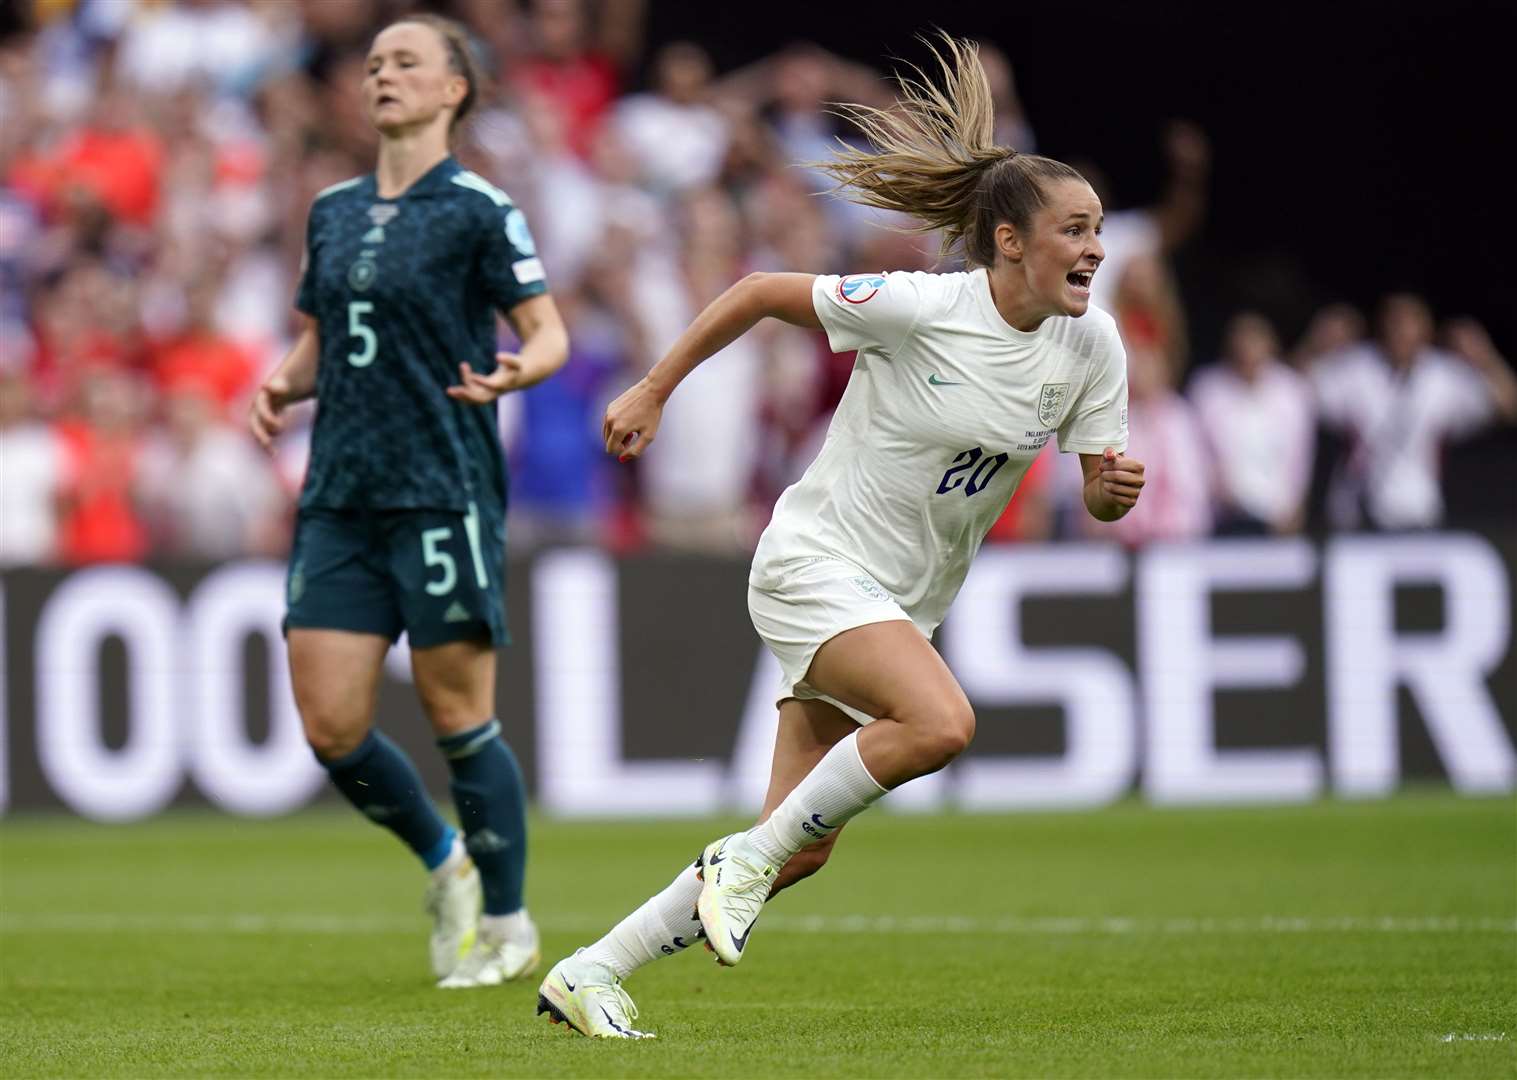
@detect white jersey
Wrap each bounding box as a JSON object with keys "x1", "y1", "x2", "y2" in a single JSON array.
[{"x1": 750, "y1": 268, "x2": 1128, "y2": 631}]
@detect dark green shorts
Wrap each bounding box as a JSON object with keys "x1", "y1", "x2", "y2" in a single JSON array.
[{"x1": 285, "y1": 504, "x2": 509, "y2": 648}]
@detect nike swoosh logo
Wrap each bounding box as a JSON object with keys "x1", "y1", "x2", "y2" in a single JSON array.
[
  {"x1": 707, "y1": 848, "x2": 726, "y2": 865},
  {"x1": 927, "y1": 373, "x2": 965, "y2": 386},
  {"x1": 810, "y1": 813, "x2": 838, "y2": 831},
  {"x1": 731, "y1": 918, "x2": 757, "y2": 953},
  {"x1": 563, "y1": 976, "x2": 576, "y2": 992},
  {"x1": 599, "y1": 1005, "x2": 627, "y2": 1034}
]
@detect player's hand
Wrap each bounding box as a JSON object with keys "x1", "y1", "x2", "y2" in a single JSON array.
[
  {"x1": 447, "y1": 353, "x2": 526, "y2": 404},
  {"x1": 1164, "y1": 119, "x2": 1211, "y2": 175},
  {"x1": 603, "y1": 378, "x2": 664, "y2": 463},
  {"x1": 1443, "y1": 318, "x2": 1501, "y2": 372},
  {"x1": 250, "y1": 374, "x2": 294, "y2": 452},
  {"x1": 1097, "y1": 446, "x2": 1145, "y2": 509}
]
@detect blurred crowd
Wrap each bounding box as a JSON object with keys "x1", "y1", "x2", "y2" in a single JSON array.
[{"x1": 2, "y1": 0, "x2": 1514, "y2": 567}]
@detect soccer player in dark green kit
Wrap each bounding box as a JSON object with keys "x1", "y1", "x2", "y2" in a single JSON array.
[{"x1": 249, "y1": 14, "x2": 567, "y2": 989}]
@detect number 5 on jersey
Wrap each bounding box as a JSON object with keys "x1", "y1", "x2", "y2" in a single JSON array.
[{"x1": 347, "y1": 301, "x2": 377, "y2": 367}]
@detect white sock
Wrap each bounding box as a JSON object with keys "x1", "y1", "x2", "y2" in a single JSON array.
[
  {"x1": 580, "y1": 855, "x2": 705, "y2": 979},
  {"x1": 746, "y1": 729, "x2": 887, "y2": 866},
  {"x1": 430, "y1": 834, "x2": 468, "y2": 882},
  {"x1": 479, "y1": 909, "x2": 532, "y2": 941}
]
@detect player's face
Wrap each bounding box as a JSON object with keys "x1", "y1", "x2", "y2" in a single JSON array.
[
  {"x1": 363, "y1": 23, "x2": 464, "y2": 136},
  {"x1": 1025, "y1": 180, "x2": 1104, "y2": 317}
]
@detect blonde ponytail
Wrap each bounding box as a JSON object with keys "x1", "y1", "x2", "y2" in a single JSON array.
[{"x1": 815, "y1": 33, "x2": 1084, "y2": 267}]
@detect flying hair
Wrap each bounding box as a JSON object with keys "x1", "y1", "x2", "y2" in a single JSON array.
[{"x1": 814, "y1": 32, "x2": 1086, "y2": 267}]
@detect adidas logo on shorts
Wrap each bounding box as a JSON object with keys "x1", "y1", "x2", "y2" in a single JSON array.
[{"x1": 443, "y1": 601, "x2": 471, "y2": 623}]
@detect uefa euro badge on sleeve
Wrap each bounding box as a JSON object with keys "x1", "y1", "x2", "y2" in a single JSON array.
[
  {"x1": 1038, "y1": 382, "x2": 1071, "y2": 427},
  {"x1": 836, "y1": 274, "x2": 886, "y2": 304}
]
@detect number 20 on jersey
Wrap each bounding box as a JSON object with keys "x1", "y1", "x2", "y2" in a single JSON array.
[{"x1": 937, "y1": 446, "x2": 1009, "y2": 497}]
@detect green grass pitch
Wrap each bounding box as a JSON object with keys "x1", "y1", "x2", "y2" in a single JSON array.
[{"x1": 2, "y1": 792, "x2": 1513, "y2": 1077}]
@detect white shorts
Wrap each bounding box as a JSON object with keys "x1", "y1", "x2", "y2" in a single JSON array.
[{"x1": 746, "y1": 556, "x2": 928, "y2": 726}]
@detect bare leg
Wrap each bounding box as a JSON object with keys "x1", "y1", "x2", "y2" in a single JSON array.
[
  {"x1": 577, "y1": 698, "x2": 856, "y2": 977},
  {"x1": 290, "y1": 628, "x2": 456, "y2": 867},
  {"x1": 764, "y1": 698, "x2": 857, "y2": 895},
  {"x1": 804, "y1": 621, "x2": 975, "y2": 788},
  {"x1": 410, "y1": 638, "x2": 496, "y2": 738},
  {"x1": 288, "y1": 628, "x2": 390, "y2": 758},
  {"x1": 741, "y1": 621, "x2": 973, "y2": 870}
]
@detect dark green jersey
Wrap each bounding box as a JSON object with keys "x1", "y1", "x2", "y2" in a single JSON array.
[{"x1": 294, "y1": 157, "x2": 547, "y2": 513}]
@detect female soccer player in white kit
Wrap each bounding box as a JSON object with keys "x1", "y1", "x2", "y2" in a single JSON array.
[{"x1": 537, "y1": 36, "x2": 1146, "y2": 1038}]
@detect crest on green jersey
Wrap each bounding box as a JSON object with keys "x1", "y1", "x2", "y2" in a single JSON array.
[{"x1": 348, "y1": 254, "x2": 378, "y2": 291}]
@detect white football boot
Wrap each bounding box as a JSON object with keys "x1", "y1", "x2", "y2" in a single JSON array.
[
  {"x1": 423, "y1": 856, "x2": 481, "y2": 979},
  {"x1": 536, "y1": 950, "x2": 655, "y2": 1038},
  {"x1": 438, "y1": 911, "x2": 540, "y2": 988},
  {"x1": 696, "y1": 832, "x2": 776, "y2": 967}
]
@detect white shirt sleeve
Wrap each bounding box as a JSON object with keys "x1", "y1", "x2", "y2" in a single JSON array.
[
  {"x1": 812, "y1": 272, "x2": 927, "y2": 357},
  {"x1": 1428, "y1": 351, "x2": 1497, "y2": 437},
  {"x1": 1309, "y1": 348, "x2": 1371, "y2": 428},
  {"x1": 1058, "y1": 323, "x2": 1130, "y2": 454}
]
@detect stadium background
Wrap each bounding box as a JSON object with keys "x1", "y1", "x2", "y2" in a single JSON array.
[
  {"x1": 1, "y1": 0, "x2": 1513, "y2": 818},
  {"x1": 1, "y1": 4, "x2": 1514, "y2": 1077}
]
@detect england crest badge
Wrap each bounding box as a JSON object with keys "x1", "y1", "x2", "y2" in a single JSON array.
[{"x1": 1038, "y1": 382, "x2": 1071, "y2": 427}]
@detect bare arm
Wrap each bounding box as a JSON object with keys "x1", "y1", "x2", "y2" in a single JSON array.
[
  {"x1": 249, "y1": 315, "x2": 318, "y2": 451},
  {"x1": 447, "y1": 292, "x2": 570, "y2": 403},
  {"x1": 1445, "y1": 318, "x2": 1517, "y2": 422},
  {"x1": 1080, "y1": 448, "x2": 1146, "y2": 522},
  {"x1": 1150, "y1": 121, "x2": 1210, "y2": 251},
  {"x1": 603, "y1": 271, "x2": 819, "y2": 459}
]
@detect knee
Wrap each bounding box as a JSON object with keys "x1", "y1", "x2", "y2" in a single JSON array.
[
  {"x1": 302, "y1": 707, "x2": 370, "y2": 763},
  {"x1": 910, "y1": 701, "x2": 975, "y2": 770}
]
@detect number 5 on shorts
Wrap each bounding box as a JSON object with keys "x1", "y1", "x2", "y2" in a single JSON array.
[
  {"x1": 422, "y1": 506, "x2": 490, "y2": 597},
  {"x1": 422, "y1": 528, "x2": 457, "y2": 596}
]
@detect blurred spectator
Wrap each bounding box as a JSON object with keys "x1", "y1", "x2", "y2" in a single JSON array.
[
  {"x1": 116, "y1": 0, "x2": 281, "y2": 97},
  {"x1": 635, "y1": 187, "x2": 762, "y2": 552},
  {"x1": 54, "y1": 370, "x2": 151, "y2": 564},
  {"x1": 1190, "y1": 313, "x2": 1315, "y2": 534},
  {"x1": 1084, "y1": 121, "x2": 1210, "y2": 315},
  {"x1": 1099, "y1": 342, "x2": 1212, "y2": 548},
  {"x1": 0, "y1": 371, "x2": 64, "y2": 565},
  {"x1": 1288, "y1": 302, "x2": 1365, "y2": 369},
  {"x1": 513, "y1": 0, "x2": 645, "y2": 159},
  {"x1": 30, "y1": 259, "x2": 143, "y2": 408},
  {"x1": 291, "y1": 0, "x2": 381, "y2": 83},
  {"x1": 713, "y1": 43, "x2": 887, "y2": 243},
  {"x1": 136, "y1": 379, "x2": 285, "y2": 558},
  {"x1": 1310, "y1": 295, "x2": 1517, "y2": 530},
  {"x1": 1110, "y1": 253, "x2": 1188, "y2": 382},
  {"x1": 148, "y1": 270, "x2": 258, "y2": 411},
  {"x1": 976, "y1": 42, "x2": 1036, "y2": 153},
  {"x1": 505, "y1": 243, "x2": 642, "y2": 546},
  {"x1": 10, "y1": 91, "x2": 164, "y2": 226},
  {"x1": 0, "y1": 3, "x2": 1508, "y2": 567},
  {"x1": 612, "y1": 41, "x2": 728, "y2": 196}
]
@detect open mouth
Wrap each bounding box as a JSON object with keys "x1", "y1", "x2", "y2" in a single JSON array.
[
  {"x1": 1066, "y1": 270, "x2": 1094, "y2": 295},
  {"x1": 376, "y1": 94, "x2": 400, "y2": 107}
]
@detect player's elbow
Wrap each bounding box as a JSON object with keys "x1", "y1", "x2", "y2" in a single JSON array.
[{"x1": 735, "y1": 271, "x2": 772, "y2": 314}]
